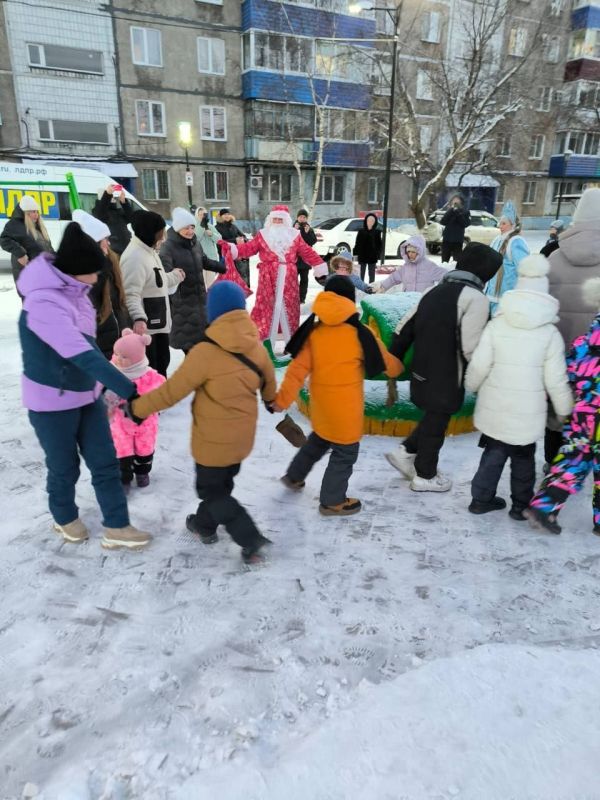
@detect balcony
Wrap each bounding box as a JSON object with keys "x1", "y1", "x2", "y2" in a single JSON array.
[
  {"x1": 571, "y1": 5, "x2": 600, "y2": 31},
  {"x1": 564, "y1": 57, "x2": 600, "y2": 81},
  {"x1": 242, "y1": 71, "x2": 371, "y2": 109},
  {"x1": 244, "y1": 137, "x2": 370, "y2": 168},
  {"x1": 241, "y1": 0, "x2": 376, "y2": 38},
  {"x1": 549, "y1": 153, "x2": 600, "y2": 178}
]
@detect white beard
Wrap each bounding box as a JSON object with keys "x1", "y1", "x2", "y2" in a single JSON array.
[{"x1": 262, "y1": 225, "x2": 298, "y2": 259}]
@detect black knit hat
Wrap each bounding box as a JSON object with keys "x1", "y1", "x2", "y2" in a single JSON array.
[
  {"x1": 297, "y1": 209, "x2": 309, "y2": 217},
  {"x1": 455, "y1": 242, "x2": 502, "y2": 284},
  {"x1": 54, "y1": 222, "x2": 107, "y2": 276},
  {"x1": 131, "y1": 210, "x2": 166, "y2": 248},
  {"x1": 219, "y1": 208, "x2": 230, "y2": 216},
  {"x1": 325, "y1": 274, "x2": 356, "y2": 303}
]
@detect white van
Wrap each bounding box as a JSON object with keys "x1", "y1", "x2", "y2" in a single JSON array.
[{"x1": 0, "y1": 161, "x2": 146, "y2": 250}]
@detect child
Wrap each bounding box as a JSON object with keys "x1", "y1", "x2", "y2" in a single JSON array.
[
  {"x1": 328, "y1": 250, "x2": 373, "y2": 294},
  {"x1": 17, "y1": 222, "x2": 152, "y2": 549},
  {"x1": 465, "y1": 255, "x2": 573, "y2": 519},
  {"x1": 274, "y1": 275, "x2": 402, "y2": 516},
  {"x1": 385, "y1": 243, "x2": 502, "y2": 492},
  {"x1": 109, "y1": 328, "x2": 165, "y2": 487},
  {"x1": 377, "y1": 235, "x2": 447, "y2": 294},
  {"x1": 130, "y1": 281, "x2": 277, "y2": 564},
  {"x1": 526, "y1": 277, "x2": 600, "y2": 535}
]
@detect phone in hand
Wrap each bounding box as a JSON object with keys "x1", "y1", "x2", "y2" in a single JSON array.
[{"x1": 112, "y1": 184, "x2": 124, "y2": 194}]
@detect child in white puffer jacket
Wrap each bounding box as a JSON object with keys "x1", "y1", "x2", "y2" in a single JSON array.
[{"x1": 465, "y1": 255, "x2": 573, "y2": 521}]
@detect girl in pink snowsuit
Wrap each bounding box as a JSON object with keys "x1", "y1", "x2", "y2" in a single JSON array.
[{"x1": 109, "y1": 328, "x2": 165, "y2": 487}]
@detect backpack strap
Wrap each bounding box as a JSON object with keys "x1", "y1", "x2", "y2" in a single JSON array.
[{"x1": 202, "y1": 334, "x2": 266, "y2": 391}]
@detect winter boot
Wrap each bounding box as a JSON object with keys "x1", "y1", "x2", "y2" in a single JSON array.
[
  {"x1": 241, "y1": 533, "x2": 272, "y2": 565},
  {"x1": 523, "y1": 507, "x2": 562, "y2": 535},
  {"x1": 468, "y1": 497, "x2": 507, "y2": 515},
  {"x1": 385, "y1": 445, "x2": 416, "y2": 480},
  {"x1": 509, "y1": 507, "x2": 527, "y2": 522},
  {"x1": 53, "y1": 518, "x2": 89, "y2": 543},
  {"x1": 101, "y1": 525, "x2": 153, "y2": 549},
  {"x1": 136, "y1": 473, "x2": 150, "y2": 488},
  {"x1": 186, "y1": 514, "x2": 218, "y2": 544},
  {"x1": 280, "y1": 474, "x2": 305, "y2": 491},
  {"x1": 410, "y1": 473, "x2": 452, "y2": 493},
  {"x1": 319, "y1": 497, "x2": 362, "y2": 516}
]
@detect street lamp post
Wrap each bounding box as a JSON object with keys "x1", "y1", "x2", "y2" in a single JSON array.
[
  {"x1": 350, "y1": 1, "x2": 400, "y2": 264},
  {"x1": 178, "y1": 121, "x2": 193, "y2": 210},
  {"x1": 556, "y1": 149, "x2": 573, "y2": 220}
]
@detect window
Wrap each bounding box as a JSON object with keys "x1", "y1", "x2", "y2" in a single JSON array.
[
  {"x1": 544, "y1": 35, "x2": 560, "y2": 63},
  {"x1": 538, "y1": 87, "x2": 553, "y2": 111},
  {"x1": 254, "y1": 32, "x2": 312, "y2": 74},
  {"x1": 320, "y1": 108, "x2": 369, "y2": 142},
  {"x1": 196, "y1": 0, "x2": 223, "y2": 4},
  {"x1": 204, "y1": 170, "x2": 228, "y2": 201},
  {"x1": 555, "y1": 130, "x2": 600, "y2": 156},
  {"x1": 579, "y1": 84, "x2": 600, "y2": 107},
  {"x1": 200, "y1": 106, "x2": 226, "y2": 140},
  {"x1": 421, "y1": 11, "x2": 441, "y2": 43},
  {"x1": 38, "y1": 119, "x2": 109, "y2": 144},
  {"x1": 315, "y1": 41, "x2": 357, "y2": 80},
  {"x1": 549, "y1": 0, "x2": 563, "y2": 15},
  {"x1": 508, "y1": 27, "x2": 527, "y2": 57},
  {"x1": 584, "y1": 132, "x2": 600, "y2": 155},
  {"x1": 197, "y1": 37, "x2": 225, "y2": 75},
  {"x1": 497, "y1": 136, "x2": 511, "y2": 157},
  {"x1": 496, "y1": 184, "x2": 505, "y2": 204},
  {"x1": 141, "y1": 169, "x2": 170, "y2": 201},
  {"x1": 247, "y1": 102, "x2": 314, "y2": 139},
  {"x1": 130, "y1": 27, "x2": 162, "y2": 67},
  {"x1": 416, "y1": 70, "x2": 433, "y2": 100},
  {"x1": 265, "y1": 172, "x2": 292, "y2": 202},
  {"x1": 317, "y1": 174, "x2": 344, "y2": 203},
  {"x1": 368, "y1": 176, "x2": 383, "y2": 204},
  {"x1": 529, "y1": 134, "x2": 545, "y2": 159},
  {"x1": 569, "y1": 30, "x2": 585, "y2": 59},
  {"x1": 522, "y1": 181, "x2": 537, "y2": 205},
  {"x1": 27, "y1": 43, "x2": 103, "y2": 74},
  {"x1": 420, "y1": 125, "x2": 432, "y2": 151},
  {"x1": 135, "y1": 100, "x2": 165, "y2": 136}
]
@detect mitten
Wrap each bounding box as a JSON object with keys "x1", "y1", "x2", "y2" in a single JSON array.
[
  {"x1": 276, "y1": 414, "x2": 307, "y2": 448},
  {"x1": 123, "y1": 392, "x2": 145, "y2": 425}
]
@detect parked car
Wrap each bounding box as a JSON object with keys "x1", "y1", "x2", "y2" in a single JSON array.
[
  {"x1": 423, "y1": 210, "x2": 500, "y2": 254},
  {"x1": 313, "y1": 217, "x2": 407, "y2": 260}
]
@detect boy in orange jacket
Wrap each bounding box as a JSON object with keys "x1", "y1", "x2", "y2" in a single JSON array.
[{"x1": 272, "y1": 276, "x2": 402, "y2": 516}]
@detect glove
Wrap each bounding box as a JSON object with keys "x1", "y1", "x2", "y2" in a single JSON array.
[
  {"x1": 264, "y1": 400, "x2": 275, "y2": 414},
  {"x1": 123, "y1": 392, "x2": 145, "y2": 425},
  {"x1": 315, "y1": 275, "x2": 327, "y2": 286}
]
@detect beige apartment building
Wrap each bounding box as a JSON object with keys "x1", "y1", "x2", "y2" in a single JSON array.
[{"x1": 0, "y1": 5, "x2": 20, "y2": 153}]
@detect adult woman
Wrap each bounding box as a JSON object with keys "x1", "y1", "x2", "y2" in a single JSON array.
[
  {"x1": 92, "y1": 183, "x2": 134, "y2": 255},
  {"x1": 486, "y1": 200, "x2": 529, "y2": 313},
  {"x1": 194, "y1": 206, "x2": 221, "y2": 290},
  {"x1": 353, "y1": 213, "x2": 382, "y2": 283},
  {"x1": 120, "y1": 211, "x2": 185, "y2": 376},
  {"x1": 1, "y1": 196, "x2": 54, "y2": 289},
  {"x1": 160, "y1": 207, "x2": 225, "y2": 354}
]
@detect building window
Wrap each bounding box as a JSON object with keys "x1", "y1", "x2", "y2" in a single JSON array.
[
  {"x1": 197, "y1": 37, "x2": 225, "y2": 75},
  {"x1": 508, "y1": 27, "x2": 527, "y2": 57},
  {"x1": 141, "y1": 169, "x2": 170, "y2": 201},
  {"x1": 200, "y1": 106, "x2": 226, "y2": 140},
  {"x1": 496, "y1": 184, "x2": 505, "y2": 204},
  {"x1": 195, "y1": 0, "x2": 223, "y2": 4},
  {"x1": 254, "y1": 32, "x2": 313, "y2": 74},
  {"x1": 204, "y1": 170, "x2": 228, "y2": 201},
  {"x1": 497, "y1": 136, "x2": 511, "y2": 157},
  {"x1": 416, "y1": 70, "x2": 433, "y2": 100},
  {"x1": 130, "y1": 27, "x2": 162, "y2": 67},
  {"x1": 538, "y1": 87, "x2": 553, "y2": 112},
  {"x1": 549, "y1": 0, "x2": 563, "y2": 14},
  {"x1": 368, "y1": 176, "x2": 383, "y2": 204},
  {"x1": 544, "y1": 36, "x2": 561, "y2": 63},
  {"x1": 247, "y1": 101, "x2": 314, "y2": 139},
  {"x1": 420, "y1": 125, "x2": 432, "y2": 151},
  {"x1": 320, "y1": 108, "x2": 369, "y2": 142},
  {"x1": 27, "y1": 43, "x2": 103, "y2": 75},
  {"x1": 555, "y1": 130, "x2": 600, "y2": 156},
  {"x1": 579, "y1": 84, "x2": 600, "y2": 107},
  {"x1": 317, "y1": 174, "x2": 344, "y2": 203},
  {"x1": 421, "y1": 11, "x2": 441, "y2": 43},
  {"x1": 265, "y1": 172, "x2": 292, "y2": 202},
  {"x1": 135, "y1": 100, "x2": 165, "y2": 136},
  {"x1": 38, "y1": 119, "x2": 109, "y2": 144},
  {"x1": 315, "y1": 41, "x2": 358, "y2": 81},
  {"x1": 529, "y1": 134, "x2": 545, "y2": 159},
  {"x1": 522, "y1": 181, "x2": 537, "y2": 205}
]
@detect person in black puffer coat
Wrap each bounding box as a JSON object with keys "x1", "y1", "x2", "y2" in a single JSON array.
[
  {"x1": 1, "y1": 196, "x2": 54, "y2": 291},
  {"x1": 215, "y1": 208, "x2": 250, "y2": 287},
  {"x1": 160, "y1": 207, "x2": 225, "y2": 353},
  {"x1": 353, "y1": 213, "x2": 382, "y2": 283},
  {"x1": 92, "y1": 184, "x2": 134, "y2": 255},
  {"x1": 440, "y1": 195, "x2": 471, "y2": 263}
]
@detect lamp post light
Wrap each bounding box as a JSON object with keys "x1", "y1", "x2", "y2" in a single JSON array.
[
  {"x1": 350, "y1": 0, "x2": 400, "y2": 264},
  {"x1": 556, "y1": 149, "x2": 573, "y2": 220},
  {"x1": 178, "y1": 121, "x2": 193, "y2": 210}
]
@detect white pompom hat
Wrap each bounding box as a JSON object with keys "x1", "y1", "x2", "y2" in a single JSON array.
[
  {"x1": 573, "y1": 188, "x2": 600, "y2": 225},
  {"x1": 515, "y1": 254, "x2": 550, "y2": 294},
  {"x1": 171, "y1": 207, "x2": 196, "y2": 232},
  {"x1": 72, "y1": 209, "x2": 110, "y2": 243},
  {"x1": 19, "y1": 195, "x2": 40, "y2": 212}
]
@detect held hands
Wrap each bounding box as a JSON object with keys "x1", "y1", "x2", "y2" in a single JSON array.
[
  {"x1": 133, "y1": 320, "x2": 147, "y2": 335},
  {"x1": 17, "y1": 255, "x2": 29, "y2": 267},
  {"x1": 174, "y1": 268, "x2": 186, "y2": 283},
  {"x1": 124, "y1": 392, "x2": 145, "y2": 425}
]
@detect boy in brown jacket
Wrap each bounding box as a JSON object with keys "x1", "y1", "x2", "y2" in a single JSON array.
[{"x1": 130, "y1": 281, "x2": 276, "y2": 563}]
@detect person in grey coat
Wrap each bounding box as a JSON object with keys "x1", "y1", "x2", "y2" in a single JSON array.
[{"x1": 160, "y1": 207, "x2": 225, "y2": 354}]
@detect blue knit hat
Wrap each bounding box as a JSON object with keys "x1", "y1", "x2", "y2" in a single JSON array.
[{"x1": 207, "y1": 280, "x2": 246, "y2": 323}]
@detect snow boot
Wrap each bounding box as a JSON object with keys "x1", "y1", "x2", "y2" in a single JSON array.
[
  {"x1": 523, "y1": 507, "x2": 562, "y2": 535},
  {"x1": 53, "y1": 518, "x2": 89, "y2": 543},
  {"x1": 101, "y1": 525, "x2": 153, "y2": 549},
  {"x1": 319, "y1": 497, "x2": 362, "y2": 516},
  {"x1": 280, "y1": 474, "x2": 305, "y2": 491},
  {"x1": 186, "y1": 514, "x2": 218, "y2": 544},
  {"x1": 509, "y1": 507, "x2": 527, "y2": 521},
  {"x1": 136, "y1": 474, "x2": 150, "y2": 488},
  {"x1": 468, "y1": 497, "x2": 507, "y2": 515},
  {"x1": 385, "y1": 445, "x2": 416, "y2": 480},
  {"x1": 410, "y1": 473, "x2": 452, "y2": 493},
  {"x1": 241, "y1": 533, "x2": 272, "y2": 565}
]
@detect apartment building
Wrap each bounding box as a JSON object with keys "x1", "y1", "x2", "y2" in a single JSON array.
[{"x1": 0, "y1": 5, "x2": 19, "y2": 152}]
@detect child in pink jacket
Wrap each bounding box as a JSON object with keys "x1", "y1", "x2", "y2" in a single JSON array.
[
  {"x1": 109, "y1": 328, "x2": 165, "y2": 487},
  {"x1": 378, "y1": 235, "x2": 447, "y2": 293}
]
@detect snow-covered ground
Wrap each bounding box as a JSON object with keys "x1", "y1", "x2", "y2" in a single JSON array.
[{"x1": 2, "y1": 232, "x2": 600, "y2": 800}]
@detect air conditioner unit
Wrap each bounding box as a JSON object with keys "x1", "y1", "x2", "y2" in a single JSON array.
[
  {"x1": 249, "y1": 164, "x2": 263, "y2": 177},
  {"x1": 250, "y1": 175, "x2": 263, "y2": 189}
]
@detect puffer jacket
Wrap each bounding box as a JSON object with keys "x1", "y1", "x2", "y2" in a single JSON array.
[
  {"x1": 465, "y1": 289, "x2": 573, "y2": 445},
  {"x1": 380, "y1": 235, "x2": 448, "y2": 292},
  {"x1": 92, "y1": 192, "x2": 134, "y2": 255},
  {"x1": 1, "y1": 206, "x2": 54, "y2": 284},
  {"x1": 353, "y1": 214, "x2": 383, "y2": 263},
  {"x1": 160, "y1": 228, "x2": 224, "y2": 352},
  {"x1": 275, "y1": 292, "x2": 402, "y2": 444},
  {"x1": 120, "y1": 235, "x2": 183, "y2": 335},
  {"x1": 132, "y1": 309, "x2": 276, "y2": 467},
  {"x1": 549, "y1": 223, "x2": 600, "y2": 346}
]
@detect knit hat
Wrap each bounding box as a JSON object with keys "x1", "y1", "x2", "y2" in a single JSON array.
[
  {"x1": 515, "y1": 254, "x2": 549, "y2": 294},
  {"x1": 573, "y1": 188, "x2": 600, "y2": 224},
  {"x1": 171, "y1": 207, "x2": 196, "y2": 232},
  {"x1": 324, "y1": 274, "x2": 356, "y2": 302},
  {"x1": 582, "y1": 276, "x2": 600, "y2": 309},
  {"x1": 112, "y1": 328, "x2": 151, "y2": 369},
  {"x1": 455, "y1": 242, "x2": 503, "y2": 284},
  {"x1": 549, "y1": 219, "x2": 565, "y2": 234},
  {"x1": 219, "y1": 208, "x2": 230, "y2": 216},
  {"x1": 72, "y1": 209, "x2": 110, "y2": 243},
  {"x1": 207, "y1": 280, "x2": 246, "y2": 323},
  {"x1": 331, "y1": 249, "x2": 353, "y2": 264},
  {"x1": 54, "y1": 222, "x2": 107, "y2": 276},
  {"x1": 297, "y1": 209, "x2": 309, "y2": 218},
  {"x1": 19, "y1": 195, "x2": 40, "y2": 212},
  {"x1": 131, "y1": 210, "x2": 166, "y2": 248}
]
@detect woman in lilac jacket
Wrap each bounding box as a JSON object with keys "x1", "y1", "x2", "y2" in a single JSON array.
[
  {"x1": 18, "y1": 222, "x2": 152, "y2": 550},
  {"x1": 378, "y1": 235, "x2": 447, "y2": 293}
]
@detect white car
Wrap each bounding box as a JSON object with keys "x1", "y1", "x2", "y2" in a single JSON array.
[
  {"x1": 313, "y1": 217, "x2": 407, "y2": 260},
  {"x1": 424, "y1": 210, "x2": 500, "y2": 254}
]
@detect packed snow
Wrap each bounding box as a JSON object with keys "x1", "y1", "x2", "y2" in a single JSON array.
[{"x1": 2, "y1": 233, "x2": 600, "y2": 800}]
